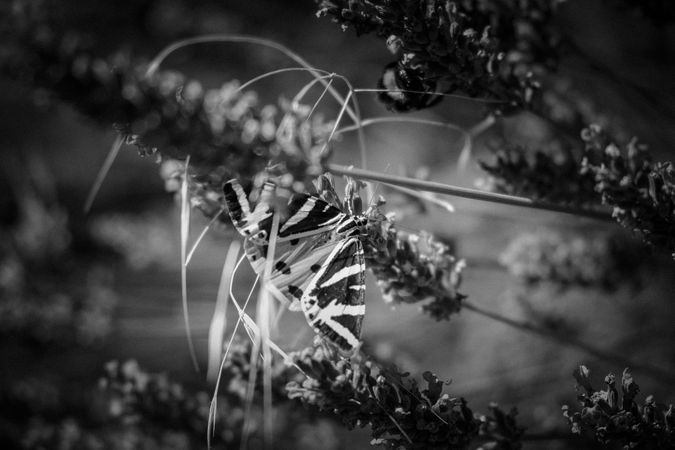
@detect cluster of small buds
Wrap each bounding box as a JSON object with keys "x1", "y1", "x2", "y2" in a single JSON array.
[
  {"x1": 154, "y1": 96, "x2": 334, "y2": 224},
  {"x1": 478, "y1": 143, "x2": 599, "y2": 207},
  {"x1": 499, "y1": 230, "x2": 652, "y2": 291},
  {"x1": 287, "y1": 338, "x2": 522, "y2": 449},
  {"x1": 475, "y1": 403, "x2": 524, "y2": 450},
  {"x1": 316, "y1": 0, "x2": 562, "y2": 112},
  {"x1": 581, "y1": 124, "x2": 675, "y2": 257},
  {"x1": 364, "y1": 211, "x2": 467, "y2": 321},
  {"x1": 563, "y1": 365, "x2": 675, "y2": 449}
]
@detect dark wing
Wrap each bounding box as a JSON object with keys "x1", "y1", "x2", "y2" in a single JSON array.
[
  {"x1": 300, "y1": 237, "x2": 366, "y2": 352},
  {"x1": 278, "y1": 194, "x2": 345, "y2": 240}
]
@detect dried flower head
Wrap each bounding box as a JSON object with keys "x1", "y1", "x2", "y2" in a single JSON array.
[
  {"x1": 316, "y1": 0, "x2": 562, "y2": 112},
  {"x1": 581, "y1": 124, "x2": 675, "y2": 257},
  {"x1": 287, "y1": 338, "x2": 523, "y2": 449},
  {"x1": 364, "y1": 211, "x2": 466, "y2": 321},
  {"x1": 479, "y1": 143, "x2": 598, "y2": 207},
  {"x1": 563, "y1": 365, "x2": 675, "y2": 449}
]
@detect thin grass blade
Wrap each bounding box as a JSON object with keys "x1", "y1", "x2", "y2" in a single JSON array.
[
  {"x1": 84, "y1": 134, "x2": 124, "y2": 214},
  {"x1": 180, "y1": 156, "x2": 200, "y2": 372},
  {"x1": 207, "y1": 240, "x2": 241, "y2": 384}
]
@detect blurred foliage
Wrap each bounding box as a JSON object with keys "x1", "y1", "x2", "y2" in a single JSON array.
[
  {"x1": 499, "y1": 230, "x2": 653, "y2": 291},
  {"x1": 1, "y1": 0, "x2": 333, "y2": 218},
  {"x1": 4, "y1": 341, "x2": 343, "y2": 450},
  {"x1": 89, "y1": 211, "x2": 179, "y2": 270},
  {"x1": 0, "y1": 179, "x2": 117, "y2": 346}
]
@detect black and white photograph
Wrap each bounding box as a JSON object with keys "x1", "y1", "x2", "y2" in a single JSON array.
[{"x1": 1, "y1": 1, "x2": 674, "y2": 448}]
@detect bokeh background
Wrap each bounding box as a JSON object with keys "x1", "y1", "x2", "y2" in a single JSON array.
[{"x1": 1, "y1": 0, "x2": 675, "y2": 448}]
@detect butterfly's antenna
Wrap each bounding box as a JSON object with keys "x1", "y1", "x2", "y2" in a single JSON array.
[
  {"x1": 84, "y1": 134, "x2": 124, "y2": 214},
  {"x1": 179, "y1": 156, "x2": 200, "y2": 372},
  {"x1": 206, "y1": 239, "x2": 241, "y2": 384},
  {"x1": 186, "y1": 209, "x2": 225, "y2": 266}
]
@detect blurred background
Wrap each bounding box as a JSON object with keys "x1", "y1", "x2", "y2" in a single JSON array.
[{"x1": 1, "y1": 0, "x2": 675, "y2": 448}]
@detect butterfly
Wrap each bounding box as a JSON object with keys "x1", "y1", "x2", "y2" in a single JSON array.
[
  {"x1": 378, "y1": 61, "x2": 442, "y2": 112},
  {"x1": 223, "y1": 178, "x2": 367, "y2": 352}
]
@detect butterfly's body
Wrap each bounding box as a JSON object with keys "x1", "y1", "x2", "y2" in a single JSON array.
[{"x1": 223, "y1": 179, "x2": 367, "y2": 353}]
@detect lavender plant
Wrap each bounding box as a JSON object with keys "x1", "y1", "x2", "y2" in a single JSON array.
[
  {"x1": 3, "y1": 0, "x2": 675, "y2": 449},
  {"x1": 315, "y1": 0, "x2": 675, "y2": 260},
  {"x1": 315, "y1": 0, "x2": 562, "y2": 112},
  {"x1": 563, "y1": 366, "x2": 674, "y2": 449},
  {"x1": 10, "y1": 346, "x2": 335, "y2": 450},
  {"x1": 478, "y1": 143, "x2": 598, "y2": 208},
  {"x1": 581, "y1": 125, "x2": 675, "y2": 256},
  {"x1": 288, "y1": 338, "x2": 523, "y2": 450},
  {"x1": 1, "y1": 1, "x2": 332, "y2": 224}
]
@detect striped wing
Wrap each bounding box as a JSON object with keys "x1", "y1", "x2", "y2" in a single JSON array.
[
  {"x1": 278, "y1": 194, "x2": 345, "y2": 241},
  {"x1": 244, "y1": 236, "x2": 336, "y2": 311},
  {"x1": 223, "y1": 179, "x2": 274, "y2": 241},
  {"x1": 300, "y1": 237, "x2": 366, "y2": 352},
  {"x1": 224, "y1": 178, "x2": 367, "y2": 342},
  {"x1": 224, "y1": 179, "x2": 344, "y2": 243}
]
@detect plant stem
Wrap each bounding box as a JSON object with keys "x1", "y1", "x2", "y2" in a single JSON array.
[
  {"x1": 327, "y1": 164, "x2": 612, "y2": 221},
  {"x1": 462, "y1": 301, "x2": 675, "y2": 385}
]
